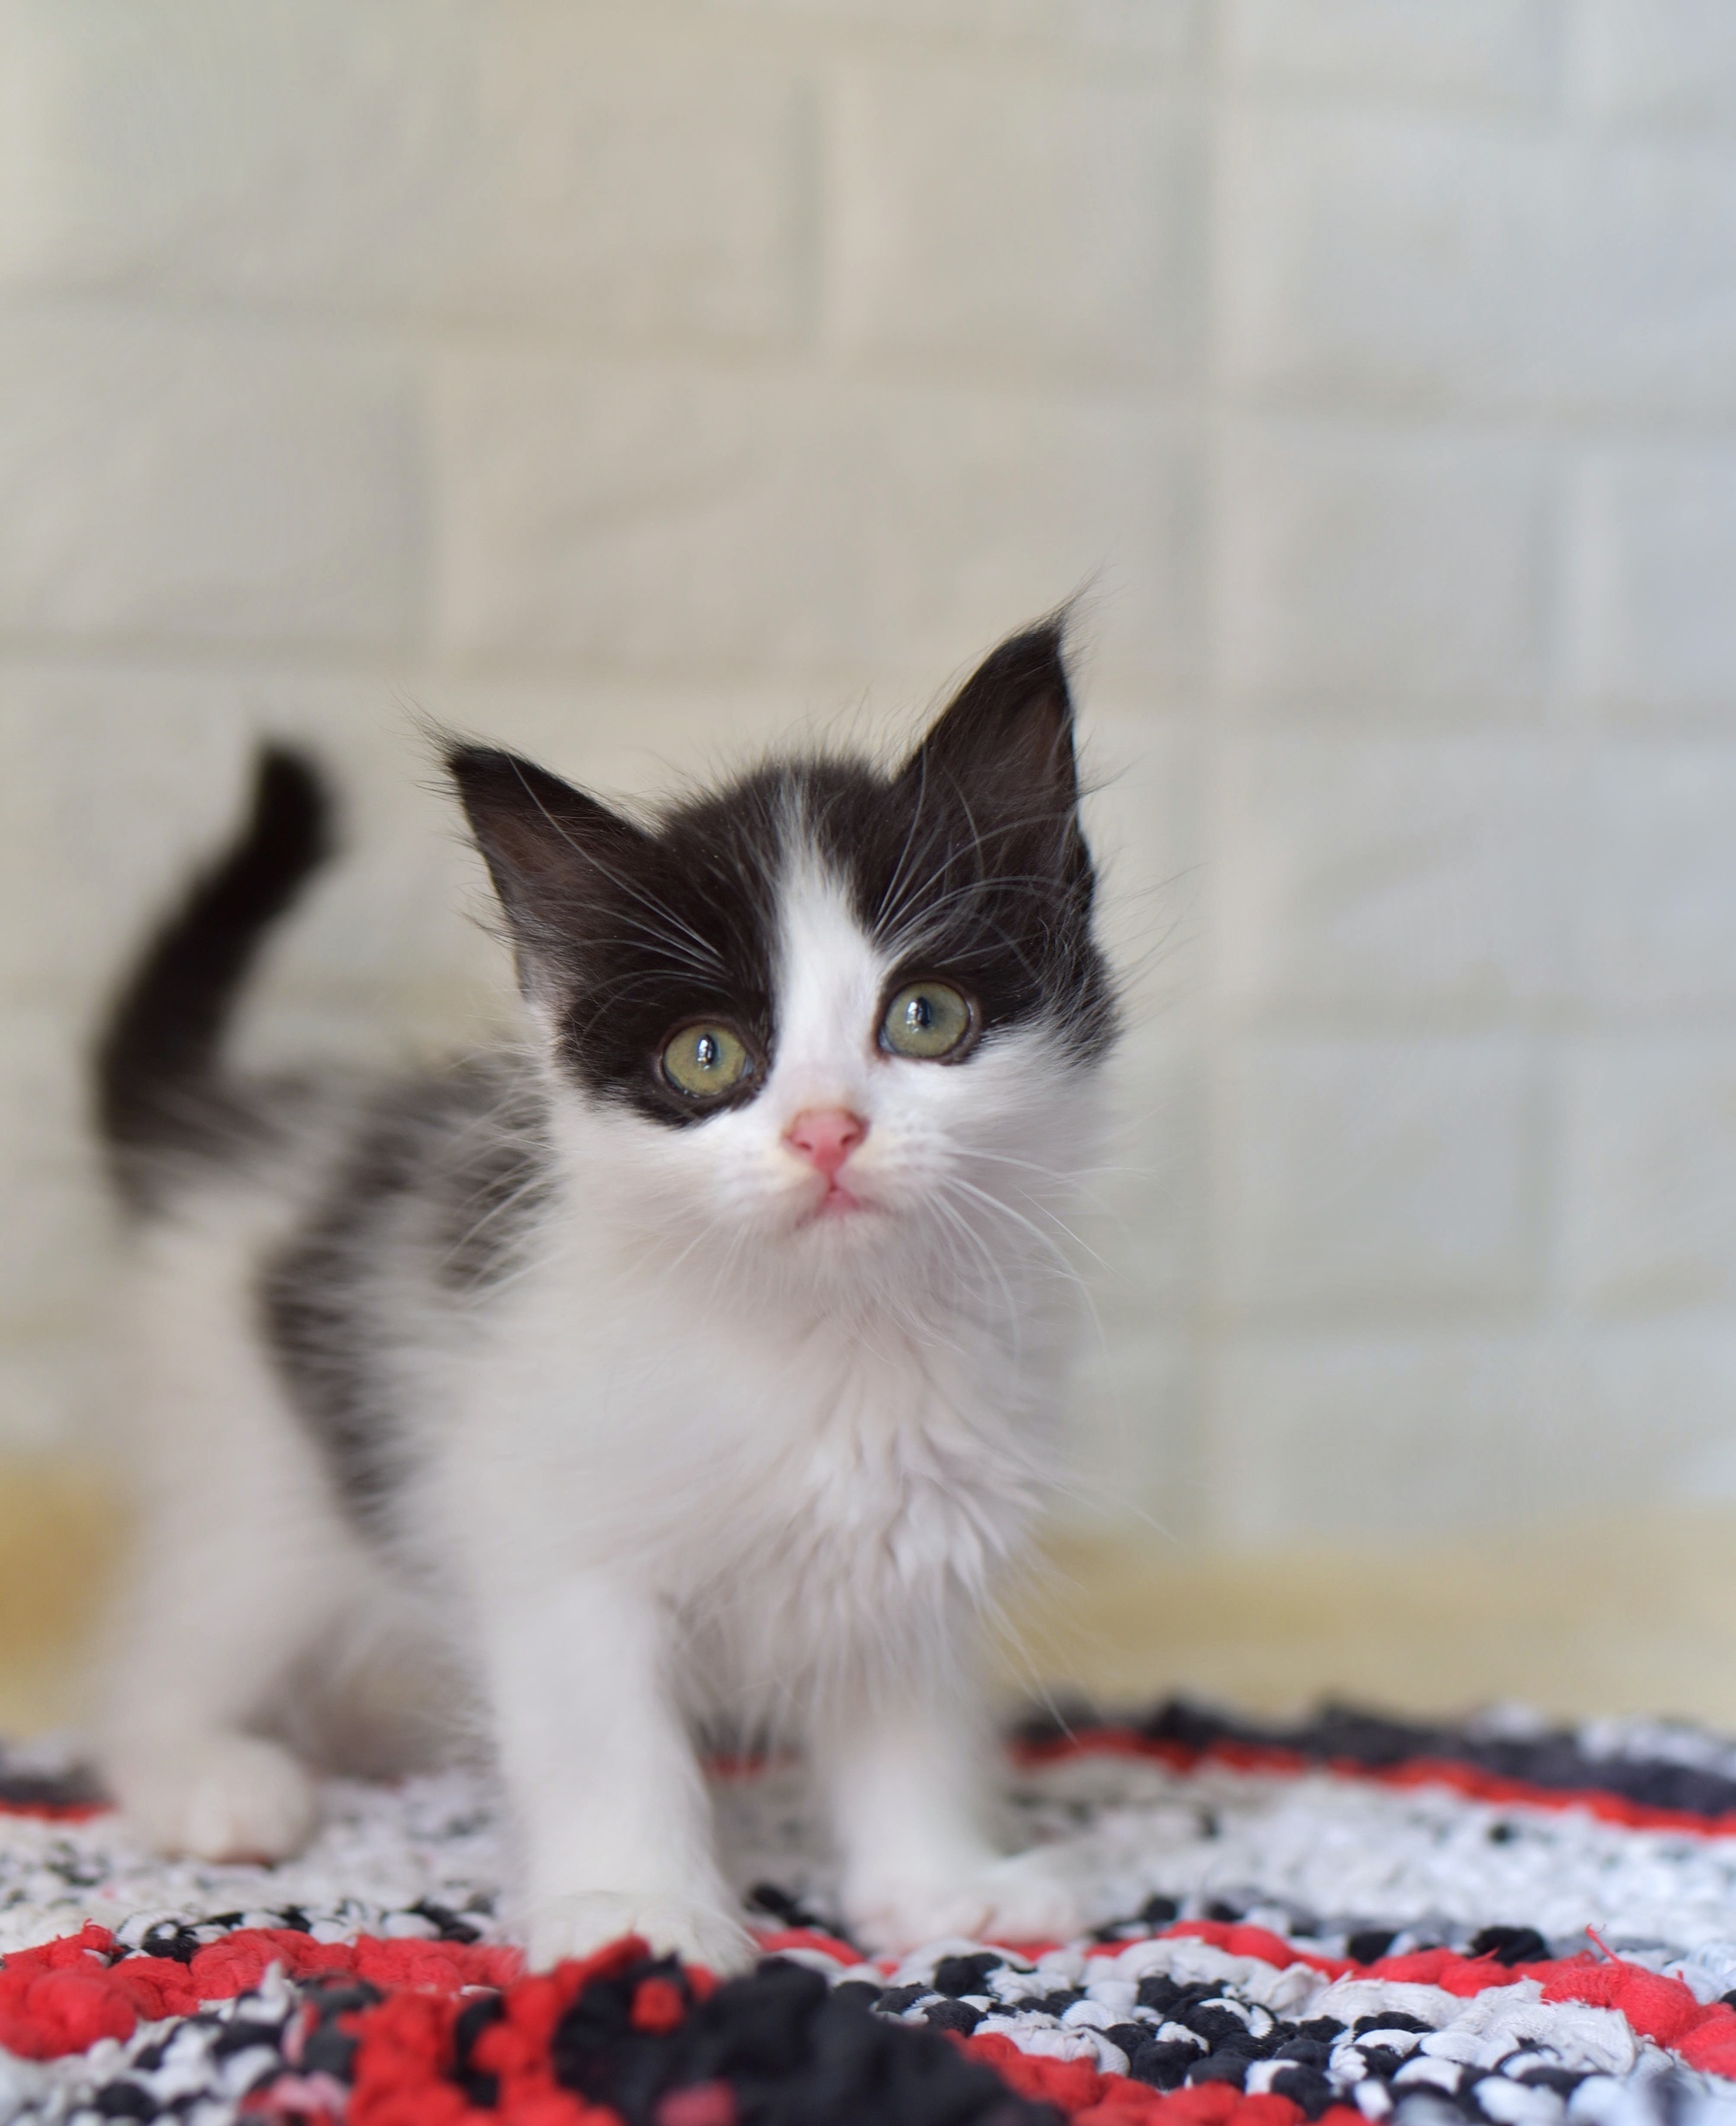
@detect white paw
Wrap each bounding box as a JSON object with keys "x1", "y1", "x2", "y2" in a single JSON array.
[
  {"x1": 114, "y1": 1734, "x2": 317, "y2": 1863},
  {"x1": 524, "y1": 1891, "x2": 756, "y2": 1975},
  {"x1": 845, "y1": 1847, "x2": 1083, "y2": 1955}
]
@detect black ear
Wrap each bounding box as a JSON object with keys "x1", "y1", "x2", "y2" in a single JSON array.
[
  {"x1": 900, "y1": 621, "x2": 1081, "y2": 819},
  {"x1": 447, "y1": 745, "x2": 648, "y2": 975}
]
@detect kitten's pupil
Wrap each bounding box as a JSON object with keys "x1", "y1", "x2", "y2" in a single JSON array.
[
  {"x1": 696, "y1": 1033, "x2": 718, "y2": 1070},
  {"x1": 904, "y1": 997, "x2": 932, "y2": 1032}
]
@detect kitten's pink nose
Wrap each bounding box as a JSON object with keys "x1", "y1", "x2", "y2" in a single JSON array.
[{"x1": 785, "y1": 1107, "x2": 868, "y2": 1177}]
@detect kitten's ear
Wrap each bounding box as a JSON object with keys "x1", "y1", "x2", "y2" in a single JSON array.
[
  {"x1": 900, "y1": 621, "x2": 1081, "y2": 818},
  {"x1": 447, "y1": 745, "x2": 647, "y2": 974}
]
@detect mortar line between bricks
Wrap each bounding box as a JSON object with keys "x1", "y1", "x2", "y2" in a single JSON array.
[
  {"x1": 1189, "y1": 0, "x2": 1239, "y2": 1544},
  {"x1": 0, "y1": 639, "x2": 1195, "y2": 702},
  {"x1": 0, "y1": 286, "x2": 1195, "y2": 396}
]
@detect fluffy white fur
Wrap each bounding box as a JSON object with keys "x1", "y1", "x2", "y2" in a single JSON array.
[{"x1": 96, "y1": 838, "x2": 1100, "y2": 1970}]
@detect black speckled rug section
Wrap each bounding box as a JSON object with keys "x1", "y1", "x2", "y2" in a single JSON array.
[{"x1": 1011, "y1": 1699, "x2": 1736, "y2": 1822}]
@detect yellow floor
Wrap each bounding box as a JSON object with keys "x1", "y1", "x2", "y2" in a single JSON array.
[
  {"x1": 4, "y1": 1456, "x2": 1736, "y2": 1737},
  {"x1": 0, "y1": 1459, "x2": 123, "y2": 1735},
  {"x1": 1010, "y1": 1514, "x2": 1736, "y2": 1727}
]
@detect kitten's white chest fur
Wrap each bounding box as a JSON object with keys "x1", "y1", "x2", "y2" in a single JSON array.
[
  {"x1": 93, "y1": 622, "x2": 1115, "y2": 1969},
  {"x1": 428, "y1": 1171, "x2": 1069, "y2": 1728}
]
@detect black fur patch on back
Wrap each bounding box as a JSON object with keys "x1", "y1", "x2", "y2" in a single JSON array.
[
  {"x1": 448, "y1": 619, "x2": 1113, "y2": 1128},
  {"x1": 260, "y1": 1058, "x2": 552, "y2": 1538}
]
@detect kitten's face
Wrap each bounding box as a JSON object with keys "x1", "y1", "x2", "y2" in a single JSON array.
[{"x1": 451, "y1": 625, "x2": 1114, "y2": 1311}]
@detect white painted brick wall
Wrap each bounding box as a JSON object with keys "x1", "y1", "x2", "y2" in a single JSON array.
[
  {"x1": 1579, "y1": 747, "x2": 1736, "y2": 1006},
  {"x1": 1217, "y1": 423, "x2": 1549, "y2": 706},
  {"x1": 1568, "y1": 450, "x2": 1736, "y2": 710},
  {"x1": 1228, "y1": 0, "x2": 1558, "y2": 105},
  {"x1": 1213, "y1": 1327, "x2": 1736, "y2": 1544},
  {"x1": 828, "y1": 67, "x2": 1201, "y2": 379},
  {"x1": 1559, "y1": 1042, "x2": 1736, "y2": 1310},
  {"x1": 4, "y1": 0, "x2": 1736, "y2": 1552},
  {"x1": 1575, "y1": 1, "x2": 1736, "y2": 127},
  {"x1": 1216, "y1": 736, "x2": 1569, "y2": 1008},
  {"x1": 433, "y1": 359, "x2": 1198, "y2": 677},
  {"x1": 1225, "y1": 112, "x2": 1736, "y2": 417},
  {"x1": 0, "y1": 316, "x2": 418, "y2": 645},
  {"x1": 1218, "y1": 1037, "x2": 1544, "y2": 1312}
]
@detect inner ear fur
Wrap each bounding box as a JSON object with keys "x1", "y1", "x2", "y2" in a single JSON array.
[{"x1": 447, "y1": 745, "x2": 648, "y2": 962}]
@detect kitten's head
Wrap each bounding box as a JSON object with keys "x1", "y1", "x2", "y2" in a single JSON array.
[{"x1": 449, "y1": 622, "x2": 1115, "y2": 1317}]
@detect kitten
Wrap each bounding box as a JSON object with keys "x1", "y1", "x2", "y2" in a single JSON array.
[{"x1": 91, "y1": 621, "x2": 1116, "y2": 1970}]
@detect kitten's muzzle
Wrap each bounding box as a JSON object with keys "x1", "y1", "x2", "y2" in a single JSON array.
[
  {"x1": 784, "y1": 1107, "x2": 874, "y2": 1220},
  {"x1": 783, "y1": 1107, "x2": 867, "y2": 1179}
]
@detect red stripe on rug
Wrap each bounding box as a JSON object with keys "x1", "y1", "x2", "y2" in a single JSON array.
[
  {"x1": 1123, "y1": 1920, "x2": 1736, "y2": 2072},
  {"x1": 0, "y1": 1923, "x2": 521, "y2": 2059},
  {"x1": 6, "y1": 1916, "x2": 1736, "y2": 2118}
]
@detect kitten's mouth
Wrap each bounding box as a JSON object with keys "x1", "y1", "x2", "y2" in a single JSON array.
[{"x1": 802, "y1": 1176, "x2": 873, "y2": 1224}]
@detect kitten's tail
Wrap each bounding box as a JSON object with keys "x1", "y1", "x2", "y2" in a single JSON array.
[{"x1": 94, "y1": 745, "x2": 335, "y2": 1212}]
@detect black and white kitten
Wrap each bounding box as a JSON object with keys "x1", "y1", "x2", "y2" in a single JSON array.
[{"x1": 92, "y1": 622, "x2": 1116, "y2": 1970}]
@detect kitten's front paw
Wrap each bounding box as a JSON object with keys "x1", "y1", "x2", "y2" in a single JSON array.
[
  {"x1": 845, "y1": 1847, "x2": 1083, "y2": 1955},
  {"x1": 113, "y1": 1734, "x2": 317, "y2": 1863},
  {"x1": 525, "y1": 1892, "x2": 756, "y2": 1975}
]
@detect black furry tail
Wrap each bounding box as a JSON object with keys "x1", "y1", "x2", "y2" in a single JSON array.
[{"x1": 94, "y1": 745, "x2": 334, "y2": 1211}]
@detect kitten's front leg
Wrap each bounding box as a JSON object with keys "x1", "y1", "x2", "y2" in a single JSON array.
[
  {"x1": 482, "y1": 1573, "x2": 751, "y2": 1972},
  {"x1": 818, "y1": 1680, "x2": 1082, "y2": 1954}
]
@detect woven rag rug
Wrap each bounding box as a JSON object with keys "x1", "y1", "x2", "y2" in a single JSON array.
[{"x1": 7, "y1": 1705, "x2": 1736, "y2": 2126}]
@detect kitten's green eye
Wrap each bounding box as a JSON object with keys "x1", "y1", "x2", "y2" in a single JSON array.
[
  {"x1": 661, "y1": 1025, "x2": 752, "y2": 1100},
  {"x1": 881, "y1": 981, "x2": 974, "y2": 1061}
]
